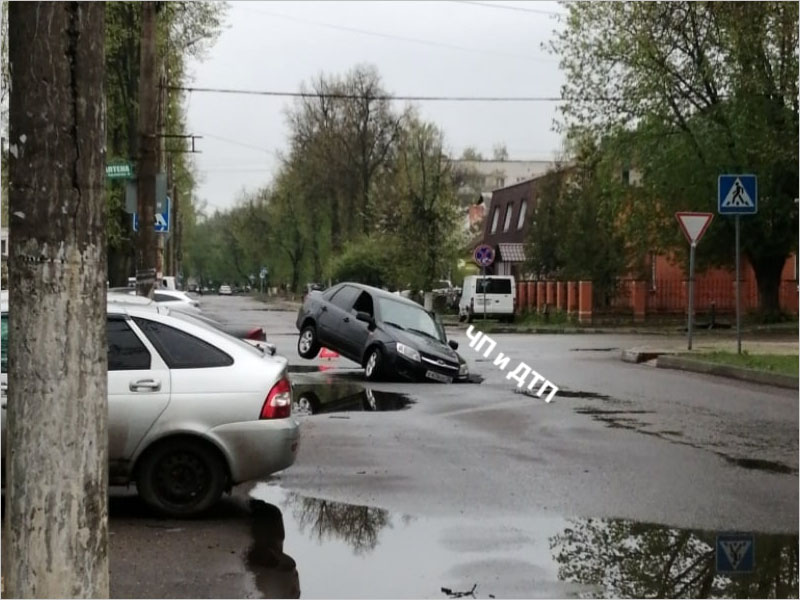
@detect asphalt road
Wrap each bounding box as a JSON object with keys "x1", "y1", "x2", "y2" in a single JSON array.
[{"x1": 110, "y1": 294, "x2": 799, "y2": 599}]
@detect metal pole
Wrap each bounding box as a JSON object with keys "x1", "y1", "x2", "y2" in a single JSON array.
[
  {"x1": 482, "y1": 265, "x2": 487, "y2": 322},
  {"x1": 688, "y1": 242, "x2": 696, "y2": 350},
  {"x1": 735, "y1": 215, "x2": 741, "y2": 354}
]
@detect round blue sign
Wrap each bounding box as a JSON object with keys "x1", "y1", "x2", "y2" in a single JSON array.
[{"x1": 473, "y1": 244, "x2": 495, "y2": 267}]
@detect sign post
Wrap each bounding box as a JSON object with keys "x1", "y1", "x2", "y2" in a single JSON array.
[
  {"x1": 718, "y1": 174, "x2": 757, "y2": 355},
  {"x1": 676, "y1": 212, "x2": 714, "y2": 350},
  {"x1": 473, "y1": 244, "x2": 496, "y2": 322}
]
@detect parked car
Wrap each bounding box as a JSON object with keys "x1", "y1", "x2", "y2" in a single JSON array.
[
  {"x1": 458, "y1": 275, "x2": 516, "y2": 323},
  {"x1": 219, "y1": 285, "x2": 233, "y2": 296},
  {"x1": 108, "y1": 288, "x2": 201, "y2": 315},
  {"x1": 432, "y1": 279, "x2": 460, "y2": 308},
  {"x1": 295, "y1": 282, "x2": 468, "y2": 383},
  {"x1": 1, "y1": 298, "x2": 299, "y2": 516}
]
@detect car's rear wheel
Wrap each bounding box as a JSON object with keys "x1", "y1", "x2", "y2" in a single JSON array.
[
  {"x1": 297, "y1": 324, "x2": 321, "y2": 359},
  {"x1": 364, "y1": 346, "x2": 384, "y2": 381},
  {"x1": 136, "y1": 438, "x2": 227, "y2": 517}
]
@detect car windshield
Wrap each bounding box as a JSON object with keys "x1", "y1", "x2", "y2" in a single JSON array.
[{"x1": 377, "y1": 297, "x2": 444, "y2": 342}]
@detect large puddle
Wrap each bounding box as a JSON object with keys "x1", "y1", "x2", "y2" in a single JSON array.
[{"x1": 244, "y1": 485, "x2": 798, "y2": 599}]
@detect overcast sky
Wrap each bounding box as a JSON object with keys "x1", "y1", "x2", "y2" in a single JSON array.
[{"x1": 184, "y1": 0, "x2": 566, "y2": 213}]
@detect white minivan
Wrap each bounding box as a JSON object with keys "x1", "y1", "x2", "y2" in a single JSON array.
[{"x1": 458, "y1": 275, "x2": 516, "y2": 323}]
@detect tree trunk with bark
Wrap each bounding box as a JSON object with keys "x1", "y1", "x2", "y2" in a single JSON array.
[{"x1": 3, "y1": 3, "x2": 109, "y2": 597}]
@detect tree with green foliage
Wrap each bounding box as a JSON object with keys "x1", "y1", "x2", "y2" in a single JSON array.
[{"x1": 552, "y1": 1, "x2": 799, "y2": 315}]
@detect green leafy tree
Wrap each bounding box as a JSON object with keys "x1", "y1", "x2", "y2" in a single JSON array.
[{"x1": 552, "y1": 1, "x2": 799, "y2": 315}]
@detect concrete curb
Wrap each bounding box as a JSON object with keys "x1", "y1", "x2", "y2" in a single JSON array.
[
  {"x1": 620, "y1": 349, "x2": 673, "y2": 364},
  {"x1": 656, "y1": 355, "x2": 799, "y2": 389}
]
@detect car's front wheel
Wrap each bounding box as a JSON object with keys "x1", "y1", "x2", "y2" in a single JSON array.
[
  {"x1": 136, "y1": 438, "x2": 227, "y2": 517},
  {"x1": 297, "y1": 324, "x2": 321, "y2": 359},
  {"x1": 364, "y1": 346, "x2": 384, "y2": 381}
]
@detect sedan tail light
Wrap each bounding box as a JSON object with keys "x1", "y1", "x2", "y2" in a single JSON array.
[{"x1": 260, "y1": 377, "x2": 292, "y2": 419}]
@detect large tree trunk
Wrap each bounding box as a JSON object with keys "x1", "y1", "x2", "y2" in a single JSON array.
[
  {"x1": 750, "y1": 254, "x2": 786, "y2": 318},
  {"x1": 4, "y1": 3, "x2": 109, "y2": 597}
]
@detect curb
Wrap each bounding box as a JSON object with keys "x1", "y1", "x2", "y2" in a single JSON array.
[
  {"x1": 656, "y1": 355, "x2": 799, "y2": 389},
  {"x1": 620, "y1": 349, "x2": 673, "y2": 364}
]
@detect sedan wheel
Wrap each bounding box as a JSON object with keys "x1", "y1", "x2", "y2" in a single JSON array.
[
  {"x1": 364, "y1": 347, "x2": 383, "y2": 381},
  {"x1": 297, "y1": 325, "x2": 321, "y2": 359},
  {"x1": 136, "y1": 439, "x2": 227, "y2": 517}
]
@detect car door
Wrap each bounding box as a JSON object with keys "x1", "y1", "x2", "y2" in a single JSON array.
[
  {"x1": 107, "y1": 316, "x2": 171, "y2": 464},
  {"x1": 341, "y1": 291, "x2": 375, "y2": 359},
  {"x1": 318, "y1": 285, "x2": 360, "y2": 356}
]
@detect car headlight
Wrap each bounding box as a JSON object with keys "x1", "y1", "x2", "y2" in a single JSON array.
[
  {"x1": 459, "y1": 363, "x2": 468, "y2": 376},
  {"x1": 396, "y1": 342, "x2": 421, "y2": 362}
]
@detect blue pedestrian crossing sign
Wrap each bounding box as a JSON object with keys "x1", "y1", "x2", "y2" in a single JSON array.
[
  {"x1": 718, "y1": 174, "x2": 757, "y2": 215},
  {"x1": 133, "y1": 196, "x2": 170, "y2": 233},
  {"x1": 716, "y1": 533, "x2": 755, "y2": 573}
]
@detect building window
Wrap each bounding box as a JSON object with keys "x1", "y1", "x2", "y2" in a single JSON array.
[
  {"x1": 490, "y1": 207, "x2": 500, "y2": 234},
  {"x1": 517, "y1": 200, "x2": 527, "y2": 230},
  {"x1": 503, "y1": 204, "x2": 513, "y2": 232},
  {"x1": 622, "y1": 169, "x2": 630, "y2": 185},
  {"x1": 496, "y1": 177, "x2": 505, "y2": 189}
]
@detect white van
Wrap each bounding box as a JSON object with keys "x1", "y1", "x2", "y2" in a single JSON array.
[{"x1": 458, "y1": 275, "x2": 516, "y2": 323}]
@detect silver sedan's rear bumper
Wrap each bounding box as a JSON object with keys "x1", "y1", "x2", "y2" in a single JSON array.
[{"x1": 209, "y1": 418, "x2": 300, "y2": 484}]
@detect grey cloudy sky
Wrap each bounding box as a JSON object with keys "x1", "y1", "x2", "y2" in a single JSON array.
[{"x1": 184, "y1": 0, "x2": 566, "y2": 212}]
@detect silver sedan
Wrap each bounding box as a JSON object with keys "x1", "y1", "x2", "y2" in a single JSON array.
[{"x1": 1, "y1": 298, "x2": 300, "y2": 517}]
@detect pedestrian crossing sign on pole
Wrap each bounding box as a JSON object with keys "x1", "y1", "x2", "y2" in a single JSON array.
[{"x1": 718, "y1": 174, "x2": 757, "y2": 214}]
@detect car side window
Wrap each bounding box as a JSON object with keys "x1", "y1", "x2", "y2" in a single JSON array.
[
  {"x1": 352, "y1": 291, "x2": 374, "y2": 317},
  {"x1": 153, "y1": 293, "x2": 173, "y2": 303},
  {"x1": 108, "y1": 318, "x2": 151, "y2": 371},
  {"x1": 329, "y1": 285, "x2": 359, "y2": 310},
  {"x1": 133, "y1": 318, "x2": 233, "y2": 369}
]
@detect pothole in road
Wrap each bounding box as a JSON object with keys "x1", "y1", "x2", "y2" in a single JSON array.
[
  {"x1": 241, "y1": 484, "x2": 798, "y2": 599},
  {"x1": 517, "y1": 388, "x2": 613, "y2": 401},
  {"x1": 722, "y1": 456, "x2": 796, "y2": 475},
  {"x1": 569, "y1": 347, "x2": 619, "y2": 352}
]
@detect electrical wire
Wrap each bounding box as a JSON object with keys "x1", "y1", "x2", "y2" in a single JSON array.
[
  {"x1": 447, "y1": 1, "x2": 564, "y2": 17},
  {"x1": 236, "y1": 4, "x2": 555, "y2": 63},
  {"x1": 168, "y1": 85, "x2": 564, "y2": 102}
]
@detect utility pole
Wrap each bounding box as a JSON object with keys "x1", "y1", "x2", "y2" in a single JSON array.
[
  {"x1": 136, "y1": 1, "x2": 160, "y2": 297},
  {"x1": 4, "y1": 3, "x2": 109, "y2": 596}
]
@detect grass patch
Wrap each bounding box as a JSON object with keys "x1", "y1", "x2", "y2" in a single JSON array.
[{"x1": 679, "y1": 351, "x2": 799, "y2": 377}]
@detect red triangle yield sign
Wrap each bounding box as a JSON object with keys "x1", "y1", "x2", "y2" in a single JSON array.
[{"x1": 675, "y1": 212, "x2": 713, "y2": 245}]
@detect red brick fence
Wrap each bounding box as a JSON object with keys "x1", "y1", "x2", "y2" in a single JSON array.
[{"x1": 516, "y1": 278, "x2": 799, "y2": 322}]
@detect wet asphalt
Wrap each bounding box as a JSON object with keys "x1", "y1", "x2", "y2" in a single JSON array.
[{"x1": 109, "y1": 295, "x2": 799, "y2": 598}]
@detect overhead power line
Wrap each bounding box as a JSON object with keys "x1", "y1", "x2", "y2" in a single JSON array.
[
  {"x1": 448, "y1": 1, "x2": 564, "y2": 17},
  {"x1": 237, "y1": 4, "x2": 555, "y2": 63},
  {"x1": 169, "y1": 85, "x2": 564, "y2": 103}
]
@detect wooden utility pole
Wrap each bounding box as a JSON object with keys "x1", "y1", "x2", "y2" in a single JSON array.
[
  {"x1": 4, "y1": 3, "x2": 109, "y2": 596},
  {"x1": 135, "y1": 1, "x2": 160, "y2": 297}
]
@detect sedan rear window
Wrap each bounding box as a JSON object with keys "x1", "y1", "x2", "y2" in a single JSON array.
[
  {"x1": 133, "y1": 318, "x2": 234, "y2": 369},
  {"x1": 476, "y1": 278, "x2": 512, "y2": 294}
]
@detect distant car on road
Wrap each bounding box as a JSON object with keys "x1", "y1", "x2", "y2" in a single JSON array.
[
  {"x1": 458, "y1": 275, "x2": 516, "y2": 323},
  {"x1": 219, "y1": 285, "x2": 233, "y2": 296},
  {"x1": 1, "y1": 297, "x2": 299, "y2": 517},
  {"x1": 295, "y1": 282, "x2": 468, "y2": 383},
  {"x1": 108, "y1": 288, "x2": 201, "y2": 315}
]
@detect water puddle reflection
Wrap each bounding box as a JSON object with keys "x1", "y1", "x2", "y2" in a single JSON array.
[
  {"x1": 246, "y1": 485, "x2": 798, "y2": 599},
  {"x1": 289, "y1": 376, "x2": 414, "y2": 416}
]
